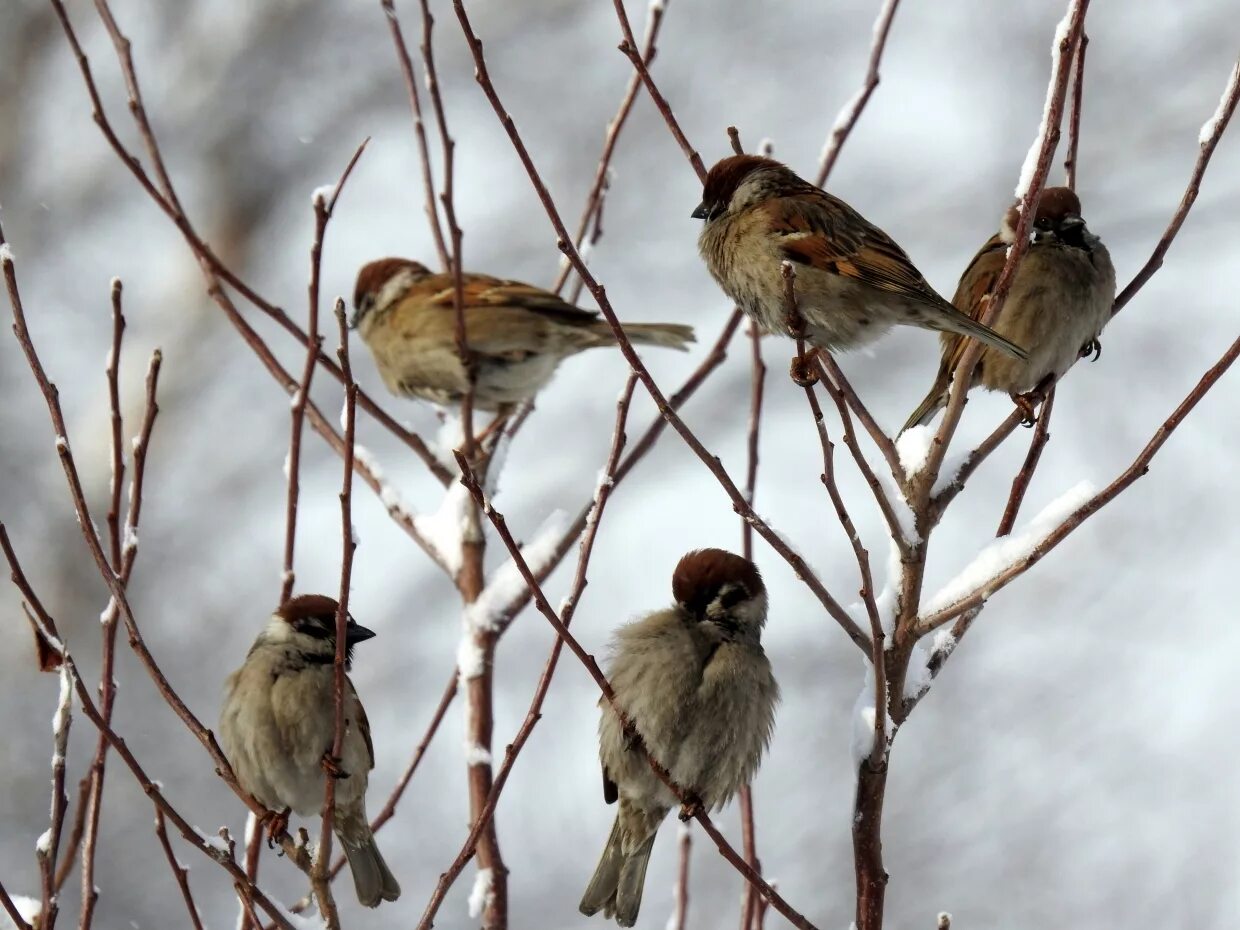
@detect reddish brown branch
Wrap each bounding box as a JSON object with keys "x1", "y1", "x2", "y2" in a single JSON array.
[
  {"x1": 1064, "y1": 33, "x2": 1088, "y2": 189},
  {"x1": 0, "y1": 528, "x2": 297, "y2": 930},
  {"x1": 48, "y1": 0, "x2": 452, "y2": 486},
  {"x1": 919, "y1": 326, "x2": 1240, "y2": 635},
  {"x1": 416, "y1": 378, "x2": 638, "y2": 929},
  {"x1": 154, "y1": 810, "x2": 206, "y2": 930},
  {"x1": 452, "y1": 457, "x2": 820, "y2": 930},
  {"x1": 815, "y1": 0, "x2": 903, "y2": 186},
  {"x1": 380, "y1": 0, "x2": 451, "y2": 268},
  {"x1": 555, "y1": 0, "x2": 667, "y2": 294},
  {"x1": 996, "y1": 387, "x2": 1056, "y2": 536},
  {"x1": 610, "y1": 1, "x2": 706, "y2": 180},
  {"x1": 449, "y1": 0, "x2": 867, "y2": 652},
  {"x1": 282, "y1": 142, "x2": 368, "y2": 603},
  {"x1": 1112, "y1": 57, "x2": 1240, "y2": 315}
]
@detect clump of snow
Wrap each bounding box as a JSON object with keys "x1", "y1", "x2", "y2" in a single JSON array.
[
  {"x1": 1014, "y1": 6, "x2": 1076, "y2": 200},
  {"x1": 757, "y1": 137, "x2": 775, "y2": 156},
  {"x1": 850, "y1": 663, "x2": 893, "y2": 768},
  {"x1": 467, "y1": 867, "x2": 494, "y2": 919},
  {"x1": 99, "y1": 596, "x2": 117, "y2": 625},
  {"x1": 1200, "y1": 62, "x2": 1240, "y2": 145},
  {"x1": 924, "y1": 480, "x2": 1094, "y2": 615},
  {"x1": 413, "y1": 479, "x2": 474, "y2": 577},
  {"x1": 6, "y1": 894, "x2": 40, "y2": 925},
  {"x1": 339, "y1": 398, "x2": 351, "y2": 432},
  {"x1": 896, "y1": 424, "x2": 934, "y2": 478},
  {"x1": 871, "y1": 535, "x2": 904, "y2": 642},
  {"x1": 54, "y1": 436, "x2": 68, "y2": 453},
  {"x1": 289, "y1": 389, "x2": 303, "y2": 409},
  {"x1": 311, "y1": 183, "x2": 336, "y2": 207},
  {"x1": 463, "y1": 509, "x2": 570, "y2": 632},
  {"x1": 937, "y1": 912, "x2": 953, "y2": 930},
  {"x1": 122, "y1": 525, "x2": 138, "y2": 555},
  {"x1": 35, "y1": 829, "x2": 52, "y2": 856},
  {"x1": 0, "y1": 242, "x2": 14, "y2": 263},
  {"x1": 51, "y1": 666, "x2": 72, "y2": 747},
  {"x1": 648, "y1": 0, "x2": 665, "y2": 13},
  {"x1": 931, "y1": 447, "x2": 970, "y2": 497},
  {"x1": 194, "y1": 827, "x2": 232, "y2": 860},
  {"x1": 353, "y1": 444, "x2": 412, "y2": 516},
  {"x1": 457, "y1": 637, "x2": 485, "y2": 680},
  {"x1": 464, "y1": 744, "x2": 492, "y2": 767}
]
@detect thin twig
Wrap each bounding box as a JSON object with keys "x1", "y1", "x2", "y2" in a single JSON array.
[
  {"x1": 918, "y1": 326, "x2": 1240, "y2": 635},
  {"x1": 1112, "y1": 57, "x2": 1240, "y2": 315},
  {"x1": 451, "y1": 458, "x2": 821, "y2": 930},
  {"x1": 815, "y1": 0, "x2": 903, "y2": 186},
  {"x1": 380, "y1": 0, "x2": 450, "y2": 268},
  {"x1": 554, "y1": 0, "x2": 668, "y2": 293},
  {"x1": 610, "y1": 0, "x2": 706, "y2": 180},
  {"x1": 996, "y1": 387, "x2": 1056, "y2": 536},
  {"x1": 416, "y1": 378, "x2": 638, "y2": 929},
  {"x1": 449, "y1": 1, "x2": 868, "y2": 653},
  {"x1": 672, "y1": 825, "x2": 691, "y2": 930},
  {"x1": 1064, "y1": 32, "x2": 1088, "y2": 189},
  {"x1": 48, "y1": 0, "x2": 452, "y2": 486},
  {"x1": 282, "y1": 141, "x2": 368, "y2": 603},
  {"x1": 154, "y1": 810, "x2": 207, "y2": 930}
]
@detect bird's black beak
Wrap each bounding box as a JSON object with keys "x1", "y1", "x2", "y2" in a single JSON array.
[
  {"x1": 691, "y1": 202, "x2": 710, "y2": 220},
  {"x1": 345, "y1": 622, "x2": 377, "y2": 645},
  {"x1": 347, "y1": 307, "x2": 362, "y2": 330}
]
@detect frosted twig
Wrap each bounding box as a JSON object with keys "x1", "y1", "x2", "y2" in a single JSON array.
[
  {"x1": 1113, "y1": 56, "x2": 1240, "y2": 315},
  {"x1": 1064, "y1": 32, "x2": 1088, "y2": 189},
  {"x1": 417, "y1": 377, "x2": 638, "y2": 930},
  {"x1": 815, "y1": 0, "x2": 903, "y2": 186}
]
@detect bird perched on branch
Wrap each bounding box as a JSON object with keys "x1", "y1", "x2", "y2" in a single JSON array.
[
  {"x1": 902, "y1": 187, "x2": 1115, "y2": 431},
  {"x1": 350, "y1": 258, "x2": 695, "y2": 412},
  {"x1": 694, "y1": 154, "x2": 1029, "y2": 363},
  {"x1": 580, "y1": 549, "x2": 779, "y2": 927},
  {"x1": 219, "y1": 594, "x2": 400, "y2": 908}
]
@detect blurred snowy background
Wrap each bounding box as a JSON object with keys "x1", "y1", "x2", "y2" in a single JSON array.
[{"x1": 2, "y1": 0, "x2": 1238, "y2": 927}]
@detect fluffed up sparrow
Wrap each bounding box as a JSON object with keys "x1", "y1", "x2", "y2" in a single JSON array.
[
  {"x1": 694, "y1": 155, "x2": 1029, "y2": 361},
  {"x1": 579, "y1": 549, "x2": 779, "y2": 927},
  {"x1": 350, "y1": 258, "x2": 695, "y2": 412},
  {"x1": 902, "y1": 187, "x2": 1115, "y2": 431},
  {"x1": 219, "y1": 594, "x2": 400, "y2": 908}
]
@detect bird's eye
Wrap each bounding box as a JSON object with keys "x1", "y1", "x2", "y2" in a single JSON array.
[
  {"x1": 1035, "y1": 218, "x2": 1052, "y2": 230},
  {"x1": 719, "y1": 586, "x2": 748, "y2": 610}
]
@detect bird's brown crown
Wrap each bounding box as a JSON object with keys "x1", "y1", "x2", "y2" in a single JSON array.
[
  {"x1": 672, "y1": 548, "x2": 764, "y2": 616},
  {"x1": 1003, "y1": 187, "x2": 1083, "y2": 235},
  {"x1": 352, "y1": 257, "x2": 431, "y2": 310},
  {"x1": 700, "y1": 154, "x2": 786, "y2": 206}
]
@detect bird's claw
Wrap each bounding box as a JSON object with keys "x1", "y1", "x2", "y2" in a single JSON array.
[
  {"x1": 1011, "y1": 392, "x2": 1040, "y2": 427},
  {"x1": 261, "y1": 806, "x2": 291, "y2": 848},
  {"x1": 1080, "y1": 338, "x2": 1102, "y2": 362},
  {"x1": 678, "y1": 795, "x2": 705, "y2": 822},
  {"x1": 622, "y1": 721, "x2": 641, "y2": 753},
  {"x1": 321, "y1": 752, "x2": 350, "y2": 780}
]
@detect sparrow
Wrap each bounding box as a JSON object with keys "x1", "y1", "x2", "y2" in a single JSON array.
[
  {"x1": 350, "y1": 258, "x2": 695, "y2": 412},
  {"x1": 579, "y1": 549, "x2": 779, "y2": 927},
  {"x1": 219, "y1": 594, "x2": 400, "y2": 908},
  {"x1": 902, "y1": 187, "x2": 1115, "y2": 431},
  {"x1": 694, "y1": 155, "x2": 1029, "y2": 361}
]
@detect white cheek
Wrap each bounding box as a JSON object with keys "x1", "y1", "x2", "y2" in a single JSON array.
[{"x1": 263, "y1": 616, "x2": 292, "y2": 642}]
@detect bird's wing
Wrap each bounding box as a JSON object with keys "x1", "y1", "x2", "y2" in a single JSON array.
[
  {"x1": 939, "y1": 233, "x2": 1007, "y2": 372},
  {"x1": 422, "y1": 273, "x2": 601, "y2": 327},
  {"x1": 773, "y1": 193, "x2": 947, "y2": 307}
]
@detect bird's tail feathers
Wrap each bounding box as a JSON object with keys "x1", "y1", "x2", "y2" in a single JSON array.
[{"x1": 336, "y1": 812, "x2": 401, "y2": 908}]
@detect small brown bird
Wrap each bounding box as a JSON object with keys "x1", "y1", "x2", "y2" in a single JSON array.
[
  {"x1": 350, "y1": 259, "x2": 695, "y2": 411},
  {"x1": 694, "y1": 155, "x2": 1029, "y2": 360},
  {"x1": 902, "y1": 187, "x2": 1115, "y2": 431},
  {"x1": 580, "y1": 549, "x2": 779, "y2": 927},
  {"x1": 219, "y1": 594, "x2": 400, "y2": 908}
]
